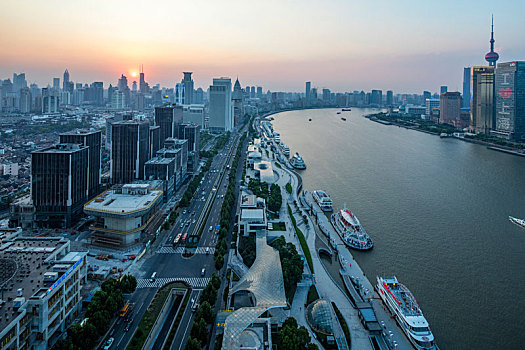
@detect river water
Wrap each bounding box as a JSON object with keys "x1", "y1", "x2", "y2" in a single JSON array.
[{"x1": 271, "y1": 108, "x2": 525, "y2": 350}]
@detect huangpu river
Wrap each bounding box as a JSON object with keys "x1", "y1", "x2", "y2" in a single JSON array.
[{"x1": 272, "y1": 108, "x2": 525, "y2": 350}]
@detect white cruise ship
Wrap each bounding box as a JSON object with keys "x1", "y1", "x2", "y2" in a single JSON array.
[
  {"x1": 330, "y1": 207, "x2": 373, "y2": 250},
  {"x1": 509, "y1": 216, "x2": 525, "y2": 229},
  {"x1": 377, "y1": 276, "x2": 437, "y2": 350},
  {"x1": 312, "y1": 190, "x2": 333, "y2": 212},
  {"x1": 290, "y1": 152, "x2": 306, "y2": 169}
]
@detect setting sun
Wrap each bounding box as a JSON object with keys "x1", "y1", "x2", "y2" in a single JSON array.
[{"x1": 130, "y1": 71, "x2": 138, "y2": 78}]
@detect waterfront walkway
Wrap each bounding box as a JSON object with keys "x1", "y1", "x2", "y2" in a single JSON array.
[{"x1": 272, "y1": 156, "x2": 373, "y2": 350}]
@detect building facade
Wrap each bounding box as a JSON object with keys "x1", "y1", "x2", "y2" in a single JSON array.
[
  {"x1": 59, "y1": 130, "x2": 102, "y2": 199},
  {"x1": 0, "y1": 237, "x2": 87, "y2": 350},
  {"x1": 470, "y1": 66, "x2": 495, "y2": 134},
  {"x1": 31, "y1": 144, "x2": 89, "y2": 228},
  {"x1": 208, "y1": 78, "x2": 233, "y2": 131},
  {"x1": 111, "y1": 120, "x2": 150, "y2": 184},
  {"x1": 154, "y1": 105, "x2": 183, "y2": 144},
  {"x1": 439, "y1": 92, "x2": 461, "y2": 125},
  {"x1": 493, "y1": 61, "x2": 525, "y2": 140}
]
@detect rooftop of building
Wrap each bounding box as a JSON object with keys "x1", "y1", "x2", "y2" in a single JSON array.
[
  {"x1": 84, "y1": 184, "x2": 162, "y2": 216},
  {"x1": 145, "y1": 157, "x2": 175, "y2": 165},
  {"x1": 240, "y1": 193, "x2": 256, "y2": 208},
  {"x1": 59, "y1": 129, "x2": 101, "y2": 136},
  {"x1": 0, "y1": 237, "x2": 86, "y2": 330},
  {"x1": 254, "y1": 161, "x2": 275, "y2": 184},
  {"x1": 240, "y1": 208, "x2": 265, "y2": 221},
  {"x1": 33, "y1": 143, "x2": 88, "y2": 153}
]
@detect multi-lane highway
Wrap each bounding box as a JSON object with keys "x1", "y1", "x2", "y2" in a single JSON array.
[{"x1": 105, "y1": 130, "x2": 245, "y2": 349}]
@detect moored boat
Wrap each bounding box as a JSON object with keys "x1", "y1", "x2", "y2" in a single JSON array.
[
  {"x1": 312, "y1": 190, "x2": 333, "y2": 212},
  {"x1": 509, "y1": 216, "x2": 525, "y2": 229},
  {"x1": 377, "y1": 276, "x2": 437, "y2": 350},
  {"x1": 330, "y1": 206, "x2": 373, "y2": 250},
  {"x1": 290, "y1": 152, "x2": 306, "y2": 169}
]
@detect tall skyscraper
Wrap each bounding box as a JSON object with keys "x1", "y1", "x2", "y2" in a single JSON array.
[
  {"x1": 182, "y1": 72, "x2": 194, "y2": 105},
  {"x1": 111, "y1": 120, "x2": 150, "y2": 184},
  {"x1": 155, "y1": 105, "x2": 183, "y2": 143},
  {"x1": 439, "y1": 92, "x2": 461, "y2": 125},
  {"x1": 91, "y1": 82, "x2": 104, "y2": 105},
  {"x1": 485, "y1": 16, "x2": 499, "y2": 67},
  {"x1": 63, "y1": 69, "x2": 70, "y2": 91},
  {"x1": 139, "y1": 65, "x2": 146, "y2": 93},
  {"x1": 494, "y1": 61, "x2": 525, "y2": 141},
  {"x1": 440, "y1": 86, "x2": 448, "y2": 94},
  {"x1": 208, "y1": 78, "x2": 233, "y2": 131},
  {"x1": 305, "y1": 82, "x2": 311, "y2": 102},
  {"x1": 470, "y1": 66, "x2": 495, "y2": 134},
  {"x1": 42, "y1": 87, "x2": 59, "y2": 113},
  {"x1": 257, "y1": 86, "x2": 263, "y2": 99},
  {"x1": 371, "y1": 90, "x2": 383, "y2": 106},
  {"x1": 322, "y1": 88, "x2": 331, "y2": 103},
  {"x1": 32, "y1": 143, "x2": 89, "y2": 227},
  {"x1": 462, "y1": 67, "x2": 471, "y2": 109},
  {"x1": 250, "y1": 86, "x2": 255, "y2": 98},
  {"x1": 59, "y1": 130, "x2": 102, "y2": 198},
  {"x1": 13, "y1": 73, "x2": 27, "y2": 93},
  {"x1": 232, "y1": 78, "x2": 244, "y2": 127},
  {"x1": 386, "y1": 90, "x2": 394, "y2": 106},
  {"x1": 53, "y1": 78, "x2": 60, "y2": 90},
  {"x1": 19, "y1": 87, "x2": 31, "y2": 113}
]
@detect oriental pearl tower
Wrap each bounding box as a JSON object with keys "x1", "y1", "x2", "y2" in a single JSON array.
[{"x1": 485, "y1": 15, "x2": 499, "y2": 67}]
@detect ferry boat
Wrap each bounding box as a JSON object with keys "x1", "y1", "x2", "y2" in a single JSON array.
[
  {"x1": 342, "y1": 108, "x2": 351, "y2": 111},
  {"x1": 337, "y1": 112, "x2": 341, "y2": 114},
  {"x1": 377, "y1": 276, "x2": 437, "y2": 350},
  {"x1": 330, "y1": 207, "x2": 373, "y2": 250},
  {"x1": 509, "y1": 216, "x2": 525, "y2": 229},
  {"x1": 312, "y1": 190, "x2": 333, "y2": 212},
  {"x1": 341, "y1": 117, "x2": 347, "y2": 121},
  {"x1": 290, "y1": 152, "x2": 306, "y2": 169}
]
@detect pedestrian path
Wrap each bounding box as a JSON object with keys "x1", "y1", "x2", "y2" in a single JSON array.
[
  {"x1": 136, "y1": 277, "x2": 211, "y2": 289},
  {"x1": 157, "y1": 246, "x2": 215, "y2": 255}
]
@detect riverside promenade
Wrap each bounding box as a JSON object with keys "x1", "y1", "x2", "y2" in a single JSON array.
[
  {"x1": 269, "y1": 153, "x2": 373, "y2": 350},
  {"x1": 264, "y1": 129, "x2": 413, "y2": 350}
]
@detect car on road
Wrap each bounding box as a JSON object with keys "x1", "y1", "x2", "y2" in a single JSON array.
[
  {"x1": 192, "y1": 219, "x2": 196, "y2": 224},
  {"x1": 206, "y1": 247, "x2": 210, "y2": 255},
  {"x1": 209, "y1": 226, "x2": 213, "y2": 231},
  {"x1": 192, "y1": 302, "x2": 199, "y2": 312},
  {"x1": 183, "y1": 209, "x2": 187, "y2": 214},
  {"x1": 103, "y1": 337, "x2": 114, "y2": 350},
  {"x1": 201, "y1": 268, "x2": 206, "y2": 276}
]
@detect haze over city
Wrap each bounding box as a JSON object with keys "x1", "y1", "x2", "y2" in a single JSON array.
[
  {"x1": 1, "y1": 1, "x2": 525, "y2": 350},
  {"x1": 2, "y1": 0, "x2": 525, "y2": 92}
]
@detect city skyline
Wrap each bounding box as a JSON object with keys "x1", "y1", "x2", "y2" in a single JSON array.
[{"x1": 2, "y1": 1, "x2": 525, "y2": 93}]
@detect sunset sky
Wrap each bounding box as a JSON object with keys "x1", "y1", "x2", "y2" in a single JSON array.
[{"x1": 2, "y1": 0, "x2": 525, "y2": 93}]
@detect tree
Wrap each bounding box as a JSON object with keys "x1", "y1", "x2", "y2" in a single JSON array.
[
  {"x1": 185, "y1": 337, "x2": 201, "y2": 350},
  {"x1": 191, "y1": 317, "x2": 208, "y2": 345},
  {"x1": 214, "y1": 255, "x2": 224, "y2": 270},
  {"x1": 277, "y1": 317, "x2": 314, "y2": 350},
  {"x1": 90, "y1": 310, "x2": 110, "y2": 335},
  {"x1": 198, "y1": 301, "x2": 214, "y2": 323},
  {"x1": 211, "y1": 273, "x2": 221, "y2": 290}
]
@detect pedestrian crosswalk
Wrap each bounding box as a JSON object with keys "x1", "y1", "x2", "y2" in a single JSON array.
[
  {"x1": 136, "y1": 277, "x2": 211, "y2": 289},
  {"x1": 157, "y1": 246, "x2": 215, "y2": 255}
]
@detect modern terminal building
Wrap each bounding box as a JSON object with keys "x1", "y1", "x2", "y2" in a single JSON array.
[
  {"x1": 237, "y1": 192, "x2": 267, "y2": 237},
  {"x1": 83, "y1": 183, "x2": 163, "y2": 247},
  {"x1": 0, "y1": 237, "x2": 87, "y2": 350}
]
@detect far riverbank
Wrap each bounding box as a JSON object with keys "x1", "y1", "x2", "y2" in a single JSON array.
[{"x1": 366, "y1": 112, "x2": 525, "y2": 156}]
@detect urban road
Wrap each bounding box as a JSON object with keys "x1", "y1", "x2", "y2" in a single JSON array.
[{"x1": 105, "y1": 130, "x2": 245, "y2": 350}]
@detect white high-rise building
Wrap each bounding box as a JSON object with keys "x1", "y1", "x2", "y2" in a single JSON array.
[{"x1": 208, "y1": 78, "x2": 233, "y2": 131}]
